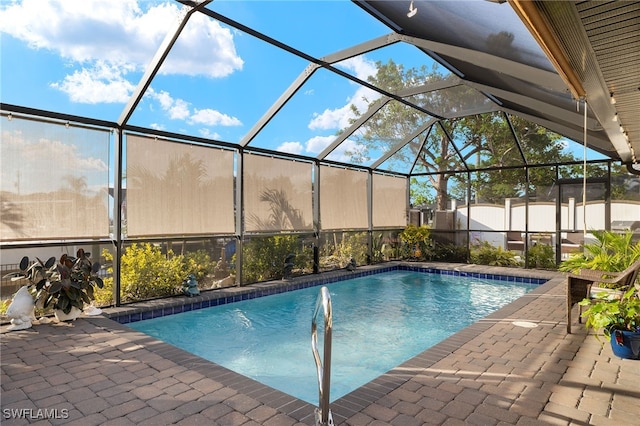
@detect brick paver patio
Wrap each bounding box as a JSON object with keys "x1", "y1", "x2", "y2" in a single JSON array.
[{"x1": 2, "y1": 264, "x2": 639, "y2": 425}]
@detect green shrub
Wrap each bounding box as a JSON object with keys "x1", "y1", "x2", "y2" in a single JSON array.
[
  {"x1": 0, "y1": 299, "x2": 9, "y2": 316},
  {"x1": 319, "y1": 232, "x2": 369, "y2": 269},
  {"x1": 93, "y1": 276, "x2": 114, "y2": 307},
  {"x1": 183, "y1": 249, "x2": 215, "y2": 282},
  {"x1": 336, "y1": 232, "x2": 368, "y2": 266},
  {"x1": 559, "y1": 230, "x2": 640, "y2": 274},
  {"x1": 526, "y1": 243, "x2": 556, "y2": 269},
  {"x1": 242, "y1": 235, "x2": 313, "y2": 283},
  {"x1": 471, "y1": 241, "x2": 519, "y2": 267},
  {"x1": 430, "y1": 242, "x2": 469, "y2": 262},
  {"x1": 399, "y1": 225, "x2": 431, "y2": 260},
  {"x1": 98, "y1": 243, "x2": 193, "y2": 304},
  {"x1": 371, "y1": 232, "x2": 399, "y2": 263}
]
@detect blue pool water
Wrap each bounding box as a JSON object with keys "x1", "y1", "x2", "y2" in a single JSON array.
[{"x1": 129, "y1": 270, "x2": 537, "y2": 404}]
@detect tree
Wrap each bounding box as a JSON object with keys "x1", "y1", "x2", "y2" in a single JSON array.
[{"x1": 343, "y1": 59, "x2": 577, "y2": 209}]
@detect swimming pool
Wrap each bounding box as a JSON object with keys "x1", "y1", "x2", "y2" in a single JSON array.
[{"x1": 128, "y1": 270, "x2": 538, "y2": 404}]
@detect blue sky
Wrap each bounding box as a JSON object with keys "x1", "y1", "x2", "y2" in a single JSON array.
[
  {"x1": 0, "y1": 0, "x2": 606, "y2": 185},
  {"x1": 0, "y1": 0, "x2": 407, "y2": 158}
]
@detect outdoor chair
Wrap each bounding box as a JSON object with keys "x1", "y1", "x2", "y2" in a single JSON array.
[
  {"x1": 566, "y1": 259, "x2": 640, "y2": 333},
  {"x1": 560, "y1": 232, "x2": 583, "y2": 259},
  {"x1": 506, "y1": 231, "x2": 525, "y2": 252}
]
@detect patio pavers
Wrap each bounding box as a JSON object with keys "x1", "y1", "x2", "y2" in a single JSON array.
[{"x1": 2, "y1": 264, "x2": 639, "y2": 425}]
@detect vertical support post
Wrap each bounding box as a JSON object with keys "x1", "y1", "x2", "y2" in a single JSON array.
[
  {"x1": 313, "y1": 162, "x2": 320, "y2": 274},
  {"x1": 235, "y1": 149, "x2": 243, "y2": 286},
  {"x1": 367, "y1": 170, "x2": 373, "y2": 265},
  {"x1": 113, "y1": 128, "x2": 124, "y2": 306}
]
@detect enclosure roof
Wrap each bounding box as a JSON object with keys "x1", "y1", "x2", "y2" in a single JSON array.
[{"x1": 1, "y1": 0, "x2": 638, "y2": 172}]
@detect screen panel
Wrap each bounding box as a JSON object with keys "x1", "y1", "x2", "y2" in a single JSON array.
[
  {"x1": 126, "y1": 134, "x2": 235, "y2": 236},
  {"x1": 244, "y1": 154, "x2": 313, "y2": 232},
  {"x1": 320, "y1": 165, "x2": 368, "y2": 230},
  {"x1": 0, "y1": 117, "x2": 110, "y2": 241},
  {"x1": 372, "y1": 173, "x2": 407, "y2": 228}
]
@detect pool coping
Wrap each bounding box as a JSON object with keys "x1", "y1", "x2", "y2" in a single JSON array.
[
  {"x1": 105, "y1": 262, "x2": 550, "y2": 325},
  {"x1": 97, "y1": 261, "x2": 563, "y2": 424}
]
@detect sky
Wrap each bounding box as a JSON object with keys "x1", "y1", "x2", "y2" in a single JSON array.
[
  {"x1": 0, "y1": 0, "x2": 609, "y2": 197},
  {"x1": 0, "y1": 0, "x2": 403, "y2": 159}
]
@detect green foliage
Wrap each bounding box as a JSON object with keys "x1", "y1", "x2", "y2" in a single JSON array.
[
  {"x1": 470, "y1": 241, "x2": 519, "y2": 267},
  {"x1": 429, "y1": 242, "x2": 469, "y2": 262},
  {"x1": 100, "y1": 243, "x2": 192, "y2": 303},
  {"x1": 320, "y1": 232, "x2": 369, "y2": 269},
  {"x1": 344, "y1": 60, "x2": 577, "y2": 209},
  {"x1": 183, "y1": 250, "x2": 215, "y2": 282},
  {"x1": 337, "y1": 233, "x2": 368, "y2": 265},
  {"x1": 370, "y1": 232, "x2": 399, "y2": 263},
  {"x1": 399, "y1": 225, "x2": 431, "y2": 260},
  {"x1": 559, "y1": 230, "x2": 640, "y2": 278},
  {"x1": 0, "y1": 299, "x2": 9, "y2": 316},
  {"x1": 93, "y1": 276, "x2": 113, "y2": 307},
  {"x1": 409, "y1": 177, "x2": 434, "y2": 206},
  {"x1": 579, "y1": 287, "x2": 640, "y2": 342},
  {"x1": 242, "y1": 235, "x2": 313, "y2": 283},
  {"x1": 370, "y1": 233, "x2": 385, "y2": 263},
  {"x1": 3, "y1": 249, "x2": 104, "y2": 315},
  {"x1": 526, "y1": 244, "x2": 557, "y2": 270}
]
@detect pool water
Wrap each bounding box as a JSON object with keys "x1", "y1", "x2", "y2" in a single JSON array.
[{"x1": 128, "y1": 270, "x2": 537, "y2": 404}]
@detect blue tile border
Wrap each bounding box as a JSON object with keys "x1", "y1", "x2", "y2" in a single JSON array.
[
  {"x1": 108, "y1": 264, "x2": 548, "y2": 325},
  {"x1": 397, "y1": 264, "x2": 548, "y2": 285}
]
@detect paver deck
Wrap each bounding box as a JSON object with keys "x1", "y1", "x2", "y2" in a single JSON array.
[{"x1": 2, "y1": 263, "x2": 639, "y2": 425}]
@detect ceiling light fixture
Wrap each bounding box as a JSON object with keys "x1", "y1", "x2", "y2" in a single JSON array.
[
  {"x1": 610, "y1": 92, "x2": 616, "y2": 104},
  {"x1": 612, "y1": 113, "x2": 618, "y2": 122},
  {"x1": 407, "y1": 1, "x2": 417, "y2": 18},
  {"x1": 619, "y1": 124, "x2": 624, "y2": 133}
]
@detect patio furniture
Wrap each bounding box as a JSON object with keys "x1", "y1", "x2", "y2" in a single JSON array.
[
  {"x1": 566, "y1": 259, "x2": 640, "y2": 333},
  {"x1": 506, "y1": 231, "x2": 525, "y2": 252},
  {"x1": 561, "y1": 232, "x2": 583, "y2": 258}
]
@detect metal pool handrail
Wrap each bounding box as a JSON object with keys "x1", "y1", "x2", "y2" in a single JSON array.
[{"x1": 311, "y1": 286, "x2": 334, "y2": 426}]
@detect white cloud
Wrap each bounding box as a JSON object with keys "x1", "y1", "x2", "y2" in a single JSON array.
[
  {"x1": 277, "y1": 141, "x2": 304, "y2": 155},
  {"x1": 190, "y1": 109, "x2": 242, "y2": 126},
  {"x1": 49, "y1": 61, "x2": 136, "y2": 103},
  {"x1": 0, "y1": 0, "x2": 243, "y2": 102},
  {"x1": 167, "y1": 99, "x2": 191, "y2": 120},
  {"x1": 308, "y1": 85, "x2": 378, "y2": 131},
  {"x1": 336, "y1": 56, "x2": 378, "y2": 81},
  {"x1": 309, "y1": 103, "x2": 355, "y2": 131},
  {"x1": 147, "y1": 89, "x2": 189, "y2": 120},
  {"x1": 308, "y1": 55, "x2": 380, "y2": 131},
  {"x1": 166, "y1": 13, "x2": 244, "y2": 78},
  {"x1": 305, "y1": 135, "x2": 335, "y2": 155},
  {"x1": 147, "y1": 89, "x2": 241, "y2": 127},
  {"x1": 325, "y1": 138, "x2": 365, "y2": 163},
  {"x1": 198, "y1": 128, "x2": 221, "y2": 140}
]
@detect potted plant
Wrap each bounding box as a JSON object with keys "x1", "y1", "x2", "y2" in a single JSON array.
[
  {"x1": 579, "y1": 287, "x2": 640, "y2": 359},
  {"x1": 560, "y1": 230, "x2": 639, "y2": 280},
  {"x1": 560, "y1": 230, "x2": 640, "y2": 297},
  {"x1": 4, "y1": 249, "x2": 103, "y2": 321}
]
